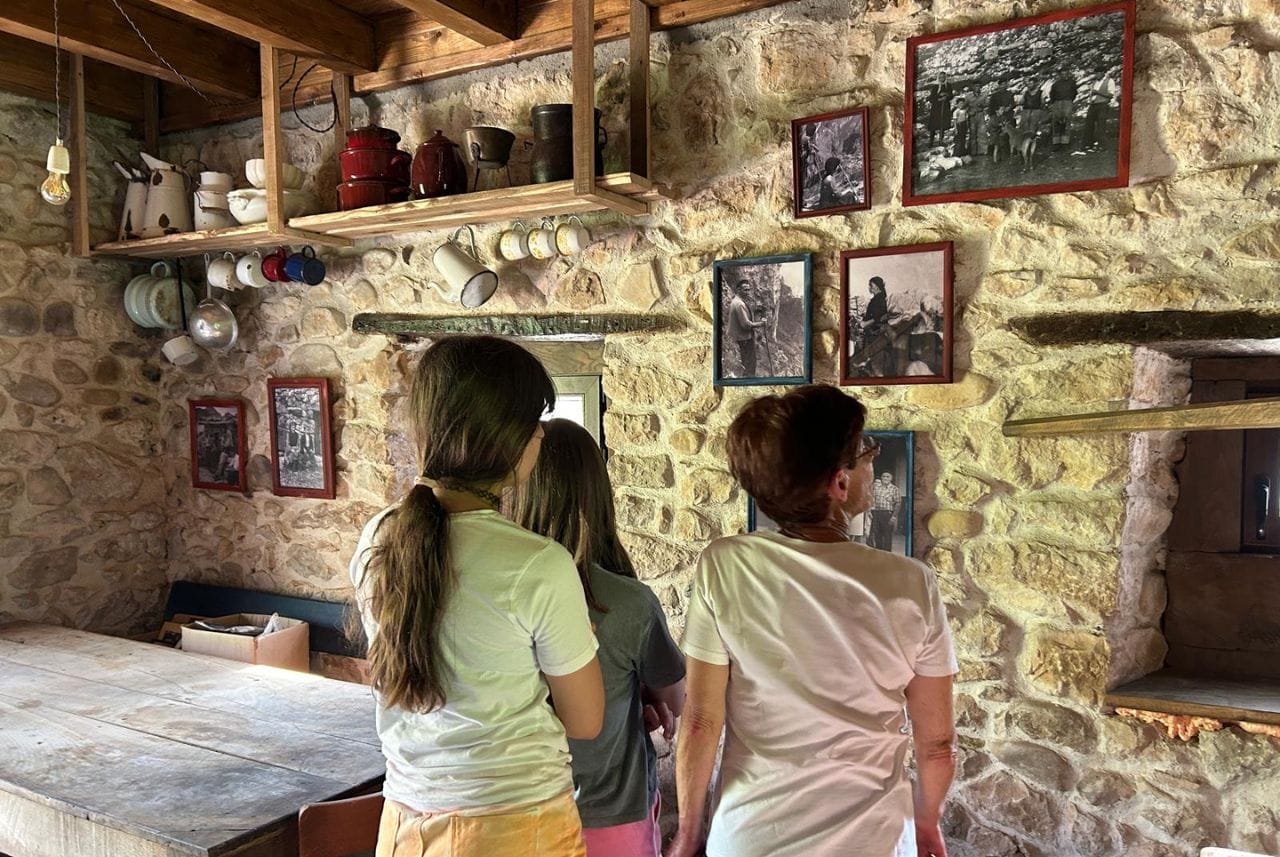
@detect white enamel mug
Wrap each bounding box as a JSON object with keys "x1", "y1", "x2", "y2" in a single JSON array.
[
  {"x1": 434, "y1": 225, "x2": 498, "y2": 309},
  {"x1": 554, "y1": 215, "x2": 590, "y2": 256},
  {"x1": 498, "y1": 222, "x2": 531, "y2": 261},
  {"x1": 235, "y1": 251, "x2": 270, "y2": 289},
  {"x1": 527, "y1": 219, "x2": 558, "y2": 260},
  {"x1": 206, "y1": 252, "x2": 239, "y2": 291}
]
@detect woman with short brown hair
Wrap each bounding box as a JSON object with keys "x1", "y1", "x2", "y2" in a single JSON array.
[{"x1": 666, "y1": 384, "x2": 958, "y2": 857}]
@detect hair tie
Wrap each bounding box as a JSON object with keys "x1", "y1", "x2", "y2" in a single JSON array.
[{"x1": 414, "y1": 476, "x2": 435, "y2": 490}]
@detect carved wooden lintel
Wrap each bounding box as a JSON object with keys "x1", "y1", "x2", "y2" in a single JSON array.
[{"x1": 352, "y1": 313, "x2": 681, "y2": 339}]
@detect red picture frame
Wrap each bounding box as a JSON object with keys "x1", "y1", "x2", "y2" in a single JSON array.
[
  {"x1": 839, "y1": 241, "x2": 953, "y2": 386},
  {"x1": 189, "y1": 399, "x2": 247, "y2": 492},
  {"x1": 267, "y1": 377, "x2": 336, "y2": 500},
  {"x1": 903, "y1": 0, "x2": 1135, "y2": 206},
  {"x1": 791, "y1": 106, "x2": 871, "y2": 218}
]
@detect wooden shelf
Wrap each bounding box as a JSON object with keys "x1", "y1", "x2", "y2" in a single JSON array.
[
  {"x1": 91, "y1": 223, "x2": 351, "y2": 259},
  {"x1": 1107, "y1": 668, "x2": 1280, "y2": 727},
  {"x1": 290, "y1": 173, "x2": 658, "y2": 239}
]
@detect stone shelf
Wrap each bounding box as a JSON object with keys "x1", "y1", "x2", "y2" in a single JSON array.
[
  {"x1": 290, "y1": 174, "x2": 659, "y2": 240},
  {"x1": 1107, "y1": 668, "x2": 1280, "y2": 727},
  {"x1": 91, "y1": 223, "x2": 352, "y2": 259}
]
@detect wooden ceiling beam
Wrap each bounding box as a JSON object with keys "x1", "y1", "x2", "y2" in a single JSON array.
[
  {"x1": 0, "y1": 33, "x2": 146, "y2": 122},
  {"x1": 385, "y1": 0, "x2": 518, "y2": 45},
  {"x1": 136, "y1": 0, "x2": 377, "y2": 73},
  {"x1": 0, "y1": 0, "x2": 258, "y2": 101},
  {"x1": 159, "y1": 0, "x2": 793, "y2": 131}
]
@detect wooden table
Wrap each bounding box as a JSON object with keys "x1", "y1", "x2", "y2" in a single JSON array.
[{"x1": 0, "y1": 622, "x2": 385, "y2": 857}]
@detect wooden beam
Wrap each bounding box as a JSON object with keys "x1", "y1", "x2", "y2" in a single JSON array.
[
  {"x1": 69, "y1": 54, "x2": 90, "y2": 258},
  {"x1": 143, "y1": 77, "x2": 160, "y2": 153},
  {"x1": 260, "y1": 45, "x2": 286, "y2": 234},
  {"x1": 158, "y1": 0, "x2": 794, "y2": 130},
  {"x1": 1003, "y1": 397, "x2": 1280, "y2": 437},
  {"x1": 333, "y1": 71, "x2": 352, "y2": 211},
  {"x1": 572, "y1": 0, "x2": 596, "y2": 197},
  {"x1": 0, "y1": 33, "x2": 144, "y2": 122},
  {"x1": 629, "y1": 0, "x2": 650, "y2": 178},
  {"x1": 385, "y1": 0, "x2": 517, "y2": 45},
  {"x1": 137, "y1": 0, "x2": 376, "y2": 73},
  {"x1": 0, "y1": 0, "x2": 258, "y2": 101}
]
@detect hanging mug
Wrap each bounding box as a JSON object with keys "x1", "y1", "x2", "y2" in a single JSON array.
[
  {"x1": 433, "y1": 225, "x2": 498, "y2": 309},
  {"x1": 554, "y1": 215, "x2": 591, "y2": 256},
  {"x1": 527, "y1": 218, "x2": 559, "y2": 260},
  {"x1": 261, "y1": 247, "x2": 292, "y2": 283},
  {"x1": 206, "y1": 252, "x2": 239, "y2": 291},
  {"x1": 498, "y1": 221, "x2": 531, "y2": 261},
  {"x1": 285, "y1": 246, "x2": 326, "y2": 285},
  {"x1": 236, "y1": 251, "x2": 270, "y2": 289}
]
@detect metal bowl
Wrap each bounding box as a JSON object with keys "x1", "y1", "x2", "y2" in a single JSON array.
[
  {"x1": 188, "y1": 297, "x2": 239, "y2": 350},
  {"x1": 463, "y1": 126, "x2": 515, "y2": 170}
]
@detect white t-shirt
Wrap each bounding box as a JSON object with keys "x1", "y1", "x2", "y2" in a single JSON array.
[
  {"x1": 350, "y1": 507, "x2": 599, "y2": 812},
  {"x1": 683, "y1": 532, "x2": 958, "y2": 857}
]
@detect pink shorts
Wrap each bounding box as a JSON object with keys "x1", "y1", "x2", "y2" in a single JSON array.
[{"x1": 581, "y1": 794, "x2": 662, "y2": 857}]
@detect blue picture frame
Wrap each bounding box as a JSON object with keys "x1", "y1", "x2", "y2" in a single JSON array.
[
  {"x1": 747, "y1": 430, "x2": 916, "y2": 558},
  {"x1": 713, "y1": 253, "x2": 813, "y2": 387}
]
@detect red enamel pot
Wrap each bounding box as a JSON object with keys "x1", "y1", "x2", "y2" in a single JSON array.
[
  {"x1": 344, "y1": 125, "x2": 401, "y2": 150},
  {"x1": 339, "y1": 148, "x2": 412, "y2": 182}
]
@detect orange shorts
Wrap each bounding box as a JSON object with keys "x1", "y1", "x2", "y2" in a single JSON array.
[{"x1": 376, "y1": 791, "x2": 587, "y2": 857}]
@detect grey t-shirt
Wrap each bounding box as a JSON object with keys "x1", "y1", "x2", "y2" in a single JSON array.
[{"x1": 568, "y1": 565, "x2": 685, "y2": 827}]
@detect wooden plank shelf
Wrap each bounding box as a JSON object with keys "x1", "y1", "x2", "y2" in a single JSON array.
[
  {"x1": 91, "y1": 223, "x2": 352, "y2": 259},
  {"x1": 1003, "y1": 397, "x2": 1280, "y2": 437},
  {"x1": 1107, "y1": 668, "x2": 1280, "y2": 727},
  {"x1": 290, "y1": 173, "x2": 658, "y2": 239}
]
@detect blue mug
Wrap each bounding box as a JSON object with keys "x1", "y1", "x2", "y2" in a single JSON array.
[{"x1": 284, "y1": 245, "x2": 325, "y2": 285}]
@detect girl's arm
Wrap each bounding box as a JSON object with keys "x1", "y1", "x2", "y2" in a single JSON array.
[
  {"x1": 545, "y1": 657, "x2": 605, "y2": 740},
  {"x1": 665, "y1": 656, "x2": 728, "y2": 857}
]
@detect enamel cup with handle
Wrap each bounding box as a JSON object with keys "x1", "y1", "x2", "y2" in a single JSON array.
[
  {"x1": 554, "y1": 215, "x2": 590, "y2": 256},
  {"x1": 285, "y1": 246, "x2": 326, "y2": 285},
  {"x1": 527, "y1": 219, "x2": 558, "y2": 260},
  {"x1": 206, "y1": 252, "x2": 239, "y2": 291},
  {"x1": 235, "y1": 251, "x2": 270, "y2": 289},
  {"x1": 433, "y1": 225, "x2": 498, "y2": 309},
  {"x1": 498, "y1": 222, "x2": 531, "y2": 261}
]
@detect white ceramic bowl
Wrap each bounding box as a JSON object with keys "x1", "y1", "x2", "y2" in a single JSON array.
[
  {"x1": 244, "y1": 158, "x2": 305, "y2": 190},
  {"x1": 226, "y1": 188, "x2": 317, "y2": 224}
]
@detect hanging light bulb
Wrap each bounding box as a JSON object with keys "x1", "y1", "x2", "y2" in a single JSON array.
[
  {"x1": 41, "y1": 0, "x2": 72, "y2": 207},
  {"x1": 41, "y1": 139, "x2": 72, "y2": 206}
]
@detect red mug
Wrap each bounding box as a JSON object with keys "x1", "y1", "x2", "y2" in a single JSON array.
[{"x1": 261, "y1": 247, "x2": 292, "y2": 283}]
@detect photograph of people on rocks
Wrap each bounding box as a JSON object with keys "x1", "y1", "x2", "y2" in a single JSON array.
[
  {"x1": 268, "y1": 378, "x2": 335, "y2": 499},
  {"x1": 841, "y1": 242, "x2": 952, "y2": 386},
  {"x1": 904, "y1": 1, "x2": 1133, "y2": 205},
  {"x1": 748, "y1": 430, "x2": 915, "y2": 557},
  {"x1": 792, "y1": 106, "x2": 870, "y2": 217},
  {"x1": 713, "y1": 253, "x2": 813, "y2": 387},
  {"x1": 189, "y1": 400, "x2": 245, "y2": 492}
]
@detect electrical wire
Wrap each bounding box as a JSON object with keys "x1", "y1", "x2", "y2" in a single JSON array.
[{"x1": 108, "y1": 0, "x2": 211, "y2": 102}]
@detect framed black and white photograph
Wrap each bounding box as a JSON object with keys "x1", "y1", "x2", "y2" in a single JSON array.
[
  {"x1": 268, "y1": 377, "x2": 336, "y2": 499},
  {"x1": 904, "y1": 0, "x2": 1134, "y2": 206},
  {"x1": 549, "y1": 374, "x2": 603, "y2": 448},
  {"x1": 713, "y1": 253, "x2": 813, "y2": 387},
  {"x1": 840, "y1": 241, "x2": 952, "y2": 386},
  {"x1": 747, "y1": 430, "x2": 915, "y2": 557},
  {"x1": 792, "y1": 106, "x2": 871, "y2": 218},
  {"x1": 189, "y1": 399, "x2": 246, "y2": 493}
]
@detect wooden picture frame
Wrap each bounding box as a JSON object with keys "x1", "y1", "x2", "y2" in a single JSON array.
[
  {"x1": 840, "y1": 241, "x2": 953, "y2": 386},
  {"x1": 792, "y1": 106, "x2": 871, "y2": 218},
  {"x1": 189, "y1": 398, "x2": 247, "y2": 493},
  {"x1": 267, "y1": 377, "x2": 336, "y2": 499},
  {"x1": 712, "y1": 253, "x2": 813, "y2": 387},
  {"x1": 747, "y1": 430, "x2": 916, "y2": 556},
  {"x1": 903, "y1": 0, "x2": 1135, "y2": 206}
]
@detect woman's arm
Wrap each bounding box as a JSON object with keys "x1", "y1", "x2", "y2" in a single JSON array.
[
  {"x1": 665, "y1": 657, "x2": 728, "y2": 857},
  {"x1": 905, "y1": 673, "x2": 955, "y2": 857},
  {"x1": 642, "y1": 677, "x2": 687, "y2": 740},
  {"x1": 545, "y1": 656, "x2": 605, "y2": 740}
]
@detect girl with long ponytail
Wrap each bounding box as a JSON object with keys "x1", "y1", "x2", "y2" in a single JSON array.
[{"x1": 350, "y1": 336, "x2": 604, "y2": 857}]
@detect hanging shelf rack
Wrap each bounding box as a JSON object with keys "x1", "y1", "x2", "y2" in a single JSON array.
[{"x1": 77, "y1": 0, "x2": 655, "y2": 260}]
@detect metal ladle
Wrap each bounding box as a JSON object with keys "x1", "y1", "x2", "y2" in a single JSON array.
[{"x1": 188, "y1": 267, "x2": 238, "y2": 351}]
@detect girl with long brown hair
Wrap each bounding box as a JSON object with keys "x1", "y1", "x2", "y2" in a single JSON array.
[
  {"x1": 513, "y1": 419, "x2": 686, "y2": 857},
  {"x1": 350, "y1": 337, "x2": 604, "y2": 857}
]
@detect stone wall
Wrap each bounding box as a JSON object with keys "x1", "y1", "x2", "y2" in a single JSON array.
[
  {"x1": 0, "y1": 92, "x2": 176, "y2": 635},
  {"x1": 4, "y1": 0, "x2": 1280, "y2": 853}
]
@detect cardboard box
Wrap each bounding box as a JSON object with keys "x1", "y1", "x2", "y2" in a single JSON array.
[{"x1": 181, "y1": 613, "x2": 310, "y2": 672}]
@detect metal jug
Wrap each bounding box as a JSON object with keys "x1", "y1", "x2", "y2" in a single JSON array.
[
  {"x1": 528, "y1": 104, "x2": 605, "y2": 184},
  {"x1": 113, "y1": 161, "x2": 149, "y2": 241},
  {"x1": 138, "y1": 152, "x2": 193, "y2": 238}
]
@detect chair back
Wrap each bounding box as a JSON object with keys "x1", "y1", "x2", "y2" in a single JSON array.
[{"x1": 299, "y1": 792, "x2": 384, "y2": 857}]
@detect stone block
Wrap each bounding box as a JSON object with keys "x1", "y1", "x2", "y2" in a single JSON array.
[
  {"x1": 11, "y1": 545, "x2": 79, "y2": 589},
  {"x1": 0, "y1": 298, "x2": 37, "y2": 335},
  {"x1": 669, "y1": 427, "x2": 706, "y2": 456},
  {"x1": 603, "y1": 366, "x2": 693, "y2": 408},
  {"x1": 42, "y1": 301, "x2": 76, "y2": 336},
  {"x1": 301, "y1": 307, "x2": 347, "y2": 338},
  {"x1": 1020, "y1": 626, "x2": 1110, "y2": 705},
  {"x1": 614, "y1": 260, "x2": 664, "y2": 310},
  {"x1": 603, "y1": 412, "x2": 661, "y2": 446},
  {"x1": 619, "y1": 494, "x2": 658, "y2": 530},
  {"x1": 0, "y1": 469, "x2": 20, "y2": 510},
  {"x1": 1006, "y1": 700, "x2": 1098, "y2": 755},
  {"x1": 907, "y1": 372, "x2": 994, "y2": 410},
  {"x1": 679, "y1": 467, "x2": 736, "y2": 505},
  {"x1": 4, "y1": 372, "x2": 61, "y2": 406},
  {"x1": 927, "y1": 509, "x2": 984, "y2": 539},
  {"x1": 25, "y1": 467, "x2": 71, "y2": 506},
  {"x1": 991, "y1": 740, "x2": 1079, "y2": 792},
  {"x1": 610, "y1": 454, "x2": 674, "y2": 489},
  {"x1": 52, "y1": 359, "x2": 88, "y2": 385}
]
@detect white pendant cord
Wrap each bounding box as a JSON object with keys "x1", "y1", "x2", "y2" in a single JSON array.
[{"x1": 52, "y1": 0, "x2": 63, "y2": 139}]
